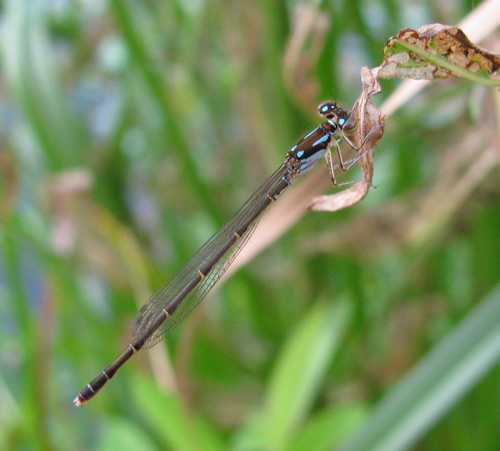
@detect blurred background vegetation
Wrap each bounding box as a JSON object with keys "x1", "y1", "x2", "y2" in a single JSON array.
[{"x1": 1, "y1": 0, "x2": 499, "y2": 450}]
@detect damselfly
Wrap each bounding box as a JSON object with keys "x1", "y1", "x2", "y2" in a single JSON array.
[{"x1": 74, "y1": 101, "x2": 359, "y2": 406}]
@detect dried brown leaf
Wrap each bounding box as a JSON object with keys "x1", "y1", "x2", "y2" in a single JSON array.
[
  {"x1": 309, "y1": 67, "x2": 385, "y2": 211},
  {"x1": 380, "y1": 24, "x2": 500, "y2": 82}
]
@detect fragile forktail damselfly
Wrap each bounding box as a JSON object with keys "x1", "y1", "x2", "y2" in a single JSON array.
[{"x1": 74, "y1": 100, "x2": 357, "y2": 406}]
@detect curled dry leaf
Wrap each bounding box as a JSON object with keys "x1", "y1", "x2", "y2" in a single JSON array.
[
  {"x1": 309, "y1": 67, "x2": 385, "y2": 212},
  {"x1": 379, "y1": 24, "x2": 500, "y2": 82}
]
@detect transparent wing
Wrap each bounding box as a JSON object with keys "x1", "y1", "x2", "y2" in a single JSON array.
[{"x1": 132, "y1": 164, "x2": 291, "y2": 348}]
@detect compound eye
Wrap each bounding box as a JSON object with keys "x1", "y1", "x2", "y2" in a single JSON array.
[{"x1": 317, "y1": 100, "x2": 337, "y2": 119}]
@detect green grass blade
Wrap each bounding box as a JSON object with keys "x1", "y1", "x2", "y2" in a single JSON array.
[
  {"x1": 342, "y1": 284, "x2": 500, "y2": 451},
  {"x1": 264, "y1": 300, "x2": 351, "y2": 450},
  {"x1": 97, "y1": 417, "x2": 159, "y2": 451},
  {"x1": 290, "y1": 404, "x2": 367, "y2": 451},
  {"x1": 130, "y1": 375, "x2": 223, "y2": 451}
]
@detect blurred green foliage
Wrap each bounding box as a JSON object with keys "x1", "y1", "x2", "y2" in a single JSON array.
[{"x1": 0, "y1": 1, "x2": 499, "y2": 450}]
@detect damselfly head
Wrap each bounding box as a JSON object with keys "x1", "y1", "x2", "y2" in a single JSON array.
[
  {"x1": 318, "y1": 100, "x2": 337, "y2": 119},
  {"x1": 318, "y1": 100, "x2": 350, "y2": 130}
]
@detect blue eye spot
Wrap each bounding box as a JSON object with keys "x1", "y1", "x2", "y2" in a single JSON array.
[
  {"x1": 339, "y1": 118, "x2": 346, "y2": 126},
  {"x1": 296, "y1": 150, "x2": 305, "y2": 158}
]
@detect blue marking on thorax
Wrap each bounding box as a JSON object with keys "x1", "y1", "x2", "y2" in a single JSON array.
[
  {"x1": 313, "y1": 134, "x2": 329, "y2": 147},
  {"x1": 303, "y1": 129, "x2": 315, "y2": 139}
]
